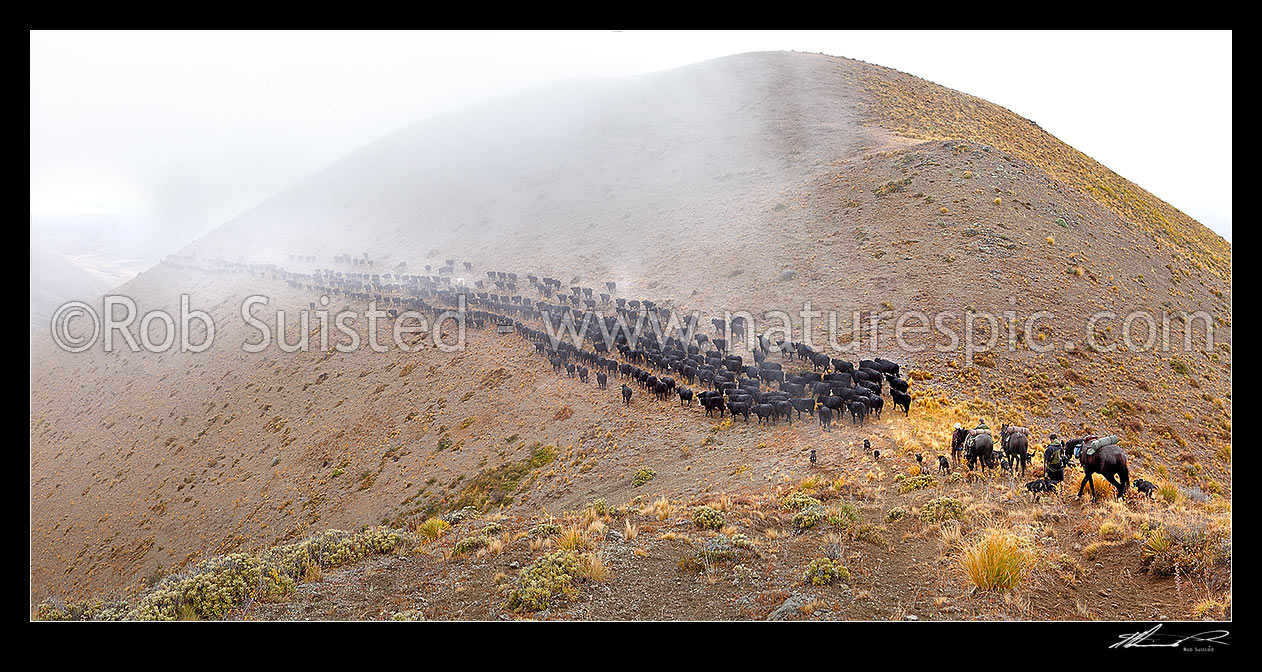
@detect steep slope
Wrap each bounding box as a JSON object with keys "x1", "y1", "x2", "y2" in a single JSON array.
[
  {"x1": 30, "y1": 52, "x2": 1231, "y2": 616},
  {"x1": 29, "y1": 242, "x2": 113, "y2": 333}
]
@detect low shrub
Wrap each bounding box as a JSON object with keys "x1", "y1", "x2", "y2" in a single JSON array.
[
  {"x1": 692, "y1": 506, "x2": 725, "y2": 530},
  {"x1": 898, "y1": 474, "x2": 937, "y2": 493},
  {"x1": 805, "y1": 557, "x2": 851, "y2": 586},
  {"x1": 502, "y1": 550, "x2": 584, "y2": 612},
  {"x1": 919, "y1": 497, "x2": 966, "y2": 524}
]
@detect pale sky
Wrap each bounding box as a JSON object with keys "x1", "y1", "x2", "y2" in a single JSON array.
[{"x1": 30, "y1": 30, "x2": 1232, "y2": 244}]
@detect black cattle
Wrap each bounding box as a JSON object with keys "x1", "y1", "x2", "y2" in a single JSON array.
[
  {"x1": 886, "y1": 376, "x2": 909, "y2": 394},
  {"x1": 849, "y1": 401, "x2": 867, "y2": 425},
  {"x1": 818, "y1": 406, "x2": 833, "y2": 431},
  {"x1": 791, "y1": 397, "x2": 815, "y2": 419},
  {"x1": 702, "y1": 393, "x2": 725, "y2": 417},
  {"x1": 755, "y1": 404, "x2": 775, "y2": 425},
  {"x1": 621, "y1": 384, "x2": 633, "y2": 405},
  {"x1": 891, "y1": 389, "x2": 912, "y2": 416},
  {"x1": 869, "y1": 396, "x2": 884, "y2": 419},
  {"x1": 578, "y1": 366, "x2": 588, "y2": 383},
  {"x1": 678, "y1": 387, "x2": 694, "y2": 406},
  {"x1": 596, "y1": 371, "x2": 608, "y2": 389},
  {"x1": 727, "y1": 401, "x2": 752, "y2": 422}
]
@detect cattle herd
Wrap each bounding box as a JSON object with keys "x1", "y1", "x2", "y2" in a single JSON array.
[
  {"x1": 159, "y1": 251, "x2": 1147, "y2": 503},
  {"x1": 162, "y1": 252, "x2": 919, "y2": 438}
]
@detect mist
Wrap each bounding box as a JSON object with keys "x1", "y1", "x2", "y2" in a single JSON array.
[{"x1": 31, "y1": 31, "x2": 1231, "y2": 246}]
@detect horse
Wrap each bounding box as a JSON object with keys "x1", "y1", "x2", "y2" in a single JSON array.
[
  {"x1": 950, "y1": 426, "x2": 968, "y2": 463},
  {"x1": 1077, "y1": 443, "x2": 1130, "y2": 501},
  {"x1": 1001, "y1": 425, "x2": 1031, "y2": 477},
  {"x1": 965, "y1": 432, "x2": 994, "y2": 474}
]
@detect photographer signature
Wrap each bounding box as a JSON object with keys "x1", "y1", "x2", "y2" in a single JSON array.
[{"x1": 1111, "y1": 624, "x2": 1229, "y2": 650}]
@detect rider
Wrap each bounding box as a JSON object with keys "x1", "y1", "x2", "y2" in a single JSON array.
[{"x1": 975, "y1": 418, "x2": 989, "y2": 433}]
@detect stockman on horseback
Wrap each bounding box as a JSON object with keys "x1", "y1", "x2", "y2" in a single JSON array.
[{"x1": 964, "y1": 419, "x2": 990, "y2": 450}]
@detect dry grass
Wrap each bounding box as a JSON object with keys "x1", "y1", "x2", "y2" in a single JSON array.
[
  {"x1": 579, "y1": 554, "x2": 609, "y2": 582},
  {"x1": 557, "y1": 527, "x2": 587, "y2": 551},
  {"x1": 641, "y1": 497, "x2": 676, "y2": 521},
  {"x1": 960, "y1": 529, "x2": 1032, "y2": 591},
  {"x1": 412, "y1": 517, "x2": 451, "y2": 540}
]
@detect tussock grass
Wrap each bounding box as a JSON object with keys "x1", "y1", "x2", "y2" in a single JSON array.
[{"x1": 960, "y1": 529, "x2": 1032, "y2": 591}]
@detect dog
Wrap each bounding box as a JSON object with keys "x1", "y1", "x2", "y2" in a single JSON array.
[
  {"x1": 1134, "y1": 478, "x2": 1157, "y2": 500},
  {"x1": 872, "y1": 449, "x2": 880, "y2": 461},
  {"x1": 1025, "y1": 478, "x2": 1054, "y2": 501},
  {"x1": 937, "y1": 455, "x2": 951, "y2": 475}
]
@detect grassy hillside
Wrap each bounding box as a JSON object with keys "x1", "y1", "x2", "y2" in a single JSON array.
[{"x1": 30, "y1": 52, "x2": 1230, "y2": 620}]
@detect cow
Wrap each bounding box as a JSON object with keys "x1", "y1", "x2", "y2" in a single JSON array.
[
  {"x1": 891, "y1": 389, "x2": 912, "y2": 416},
  {"x1": 702, "y1": 393, "x2": 725, "y2": 418},
  {"x1": 818, "y1": 406, "x2": 833, "y2": 432},
  {"x1": 849, "y1": 401, "x2": 867, "y2": 425},
  {"x1": 622, "y1": 384, "x2": 633, "y2": 405},
  {"x1": 596, "y1": 371, "x2": 608, "y2": 389},
  {"x1": 678, "y1": 387, "x2": 694, "y2": 407}
]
